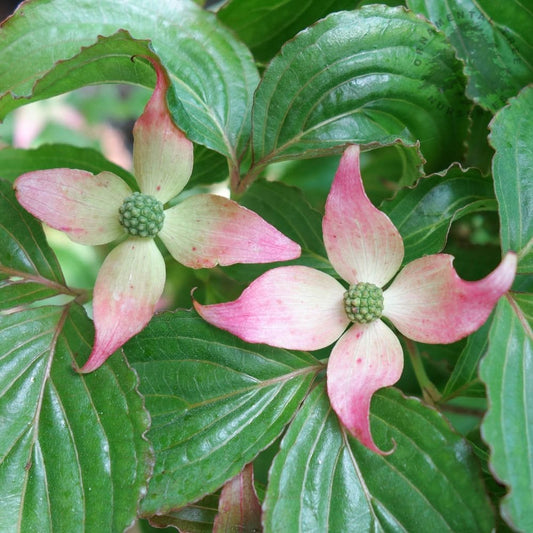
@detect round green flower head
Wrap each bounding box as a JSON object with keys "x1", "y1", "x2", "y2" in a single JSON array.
[
  {"x1": 119, "y1": 192, "x2": 165, "y2": 237},
  {"x1": 343, "y1": 282, "x2": 384, "y2": 324}
]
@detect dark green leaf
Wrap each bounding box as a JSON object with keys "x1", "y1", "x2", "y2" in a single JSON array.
[
  {"x1": 124, "y1": 310, "x2": 322, "y2": 514},
  {"x1": 250, "y1": 5, "x2": 470, "y2": 175},
  {"x1": 464, "y1": 106, "x2": 494, "y2": 175},
  {"x1": 382, "y1": 165, "x2": 495, "y2": 264},
  {"x1": 264, "y1": 385, "x2": 495, "y2": 532},
  {"x1": 442, "y1": 314, "x2": 493, "y2": 400},
  {"x1": 480, "y1": 296, "x2": 533, "y2": 532},
  {"x1": 363, "y1": 143, "x2": 425, "y2": 201},
  {"x1": 406, "y1": 0, "x2": 533, "y2": 112},
  {"x1": 269, "y1": 155, "x2": 341, "y2": 210},
  {"x1": 217, "y1": 0, "x2": 359, "y2": 63},
  {"x1": 240, "y1": 181, "x2": 325, "y2": 257},
  {"x1": 187, "y1": 145, "x2": 229, "y2": 189},
  {"x1": 146, "y1": 494, "x2": 219, "y2": 532},
  {"x1": 0, "y1": 179, "x2": 66, "y2": 310},
  {"x1": 0, "y1": 304, "x2": 151, "y2": 532},
  {"x1": 0, "y1": 0, "x2": 259, "y2": 162},
  {"x1": 274, "y1": 142, "x2": 425, "y2": 210},
  {"x1": 489, "y1": 85, "x2": 533, "y2": 273}
]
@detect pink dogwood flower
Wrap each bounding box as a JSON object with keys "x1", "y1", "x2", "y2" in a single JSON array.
[
  {"x1": 194, "y1": 145, "x2": 517, "y2": 453},
  {"x1": 14, "y1": 59, "x2": 300, "y2": 373}
]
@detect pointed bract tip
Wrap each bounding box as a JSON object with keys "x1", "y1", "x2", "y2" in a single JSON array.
[{"x1": 132, "y1": 56, "x2": 193, "y2": 203}]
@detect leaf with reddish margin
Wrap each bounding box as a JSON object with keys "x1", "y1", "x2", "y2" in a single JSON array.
[
  {"x1": 213, "y1": 464, "x2": 262, "y2": 533},
  {"x1": 251, "y1": 5, "x2": 470, "y2": 173}
]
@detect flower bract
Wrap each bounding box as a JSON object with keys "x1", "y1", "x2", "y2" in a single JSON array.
[
  {"x1": 194, "y1": 145, "x2": 517, "y2": 453},
  {"x1": 14, "y1": 58, "x2": 301, "y2": 373}
]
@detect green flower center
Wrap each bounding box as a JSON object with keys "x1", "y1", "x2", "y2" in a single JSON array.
[
  {"x1": 343, "y1": 282, "x2": 384, "y2": 324},
  {"x1": 118, "y1": 192, "x2": 165, "y2": 238}
]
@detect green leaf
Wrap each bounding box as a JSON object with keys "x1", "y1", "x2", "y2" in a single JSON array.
[
  {"x1": 442, "y1": 314, "x2": 493, "y2": 400},
  {"x1": 242, "y1": 179, "x2": 330, "y2": 267},
  {"x1": 123, "y1": 310, "x2": 322, "y2": 514},
  {"x1": 187, "y1": 145, "x2": 229, "y2": 189},
  {"x1": 250, "y1": 5, "x2": 470, "y2": 175},
  {"x1": 480, "y1": 296, "x2": 533, "y2": 532},
  {"x1": 489, "y1": 85, "x2": 533, "y2": 273},
  {"x1": 513, "y1": 292, "x2": 533, "y2": 325},
  {"x1": 406, "y1": 0, "x2": 533, "y2": 112},
  {"x1": 0, "y1": 179, "x2": 66, "y2": 310},
  {"x1": 464, "y1": 106, "x2": 494, "y2": 175},
  {"x1": 273, "y1": 142, "x2": 425, "y2": 210},
  {"x1": 217, "y1": 0, "x2": 359, "y2": 63},
  {"x1": 0, "y1": 304, "x2": 151, "y2": 533},
  {"x1": 145, "y1": 494, "x2": 219, "y2": 532},
  {"x1": 0, "y1": 0, "x2": 259, "y2": 162},
  {"x1": 0, "y1": 144, "x2": 136, "y2": 189},
  {"x1": 361, "y1": 143, "x2": 425, "y2": 202},
  {"x1": 382, "y1": 165, "x2": 495, "y2": 264},
  {"x1": 264, "y1": 385, "x2": 495, "y2": 532},
  {"x1": 268, "y1": 155, "x2": 341, "y2": 210},
  {"x1": 0, "y1": 31, "x2": 154, "y2": 121}
]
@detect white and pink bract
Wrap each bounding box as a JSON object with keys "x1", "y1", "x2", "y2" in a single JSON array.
[
  {"x1": 14, "y1": 59, "x2": 300, "y2": 373},
  {"x1": 195, "y1": 145, "x2": 517, "y2": 454}
]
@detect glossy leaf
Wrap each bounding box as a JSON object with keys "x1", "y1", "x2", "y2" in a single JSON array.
[
  {"x1": 0, "y1": 0, "x2": 259, "y2": 161},
  {"x1": 123, "y1": 310, "x2": 322, "y2": 514},
  {"x1": 382, "y1": 165, "x2": 495, "y2": 264},
  {"x1": 0, "y1": 304, "x2": 151, "y2": 532},
  {"x1": 0, "y1": 31, "x2": 154, "y2": 120},
  {"x1": 0, "y1": 179, "x2": 65, "y2": 310},
  {"x1": 264, "y1": 385, "x2": 495, "y2": 532},
  {"x1": 489, "y1": 86, "x2": 533, "y2": 273},
  {"x1": 407, "y1": 0, "x2": 533, "y2": 112},
  {"x1": 251, "y1": 5, "x2": 470, "y2": 174},
  {"x1": 480, "y1": 296, "x2": 533, "y2": 532},
  {"x1": 217, "y1": 0, "x2": 358, "y2": 63}
]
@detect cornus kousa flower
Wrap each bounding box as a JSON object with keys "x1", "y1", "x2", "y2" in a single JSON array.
[
  {"x1": 14, "y1": 59, "x2": 300, "y2": 374},
  {"x1": 194, "y1": 145, "x2": 517, "y2": 454}
]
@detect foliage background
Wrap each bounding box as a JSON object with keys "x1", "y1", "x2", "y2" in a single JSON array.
[{"x1": 0, "y1": 0, "x2": 531, "y2": 532}]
